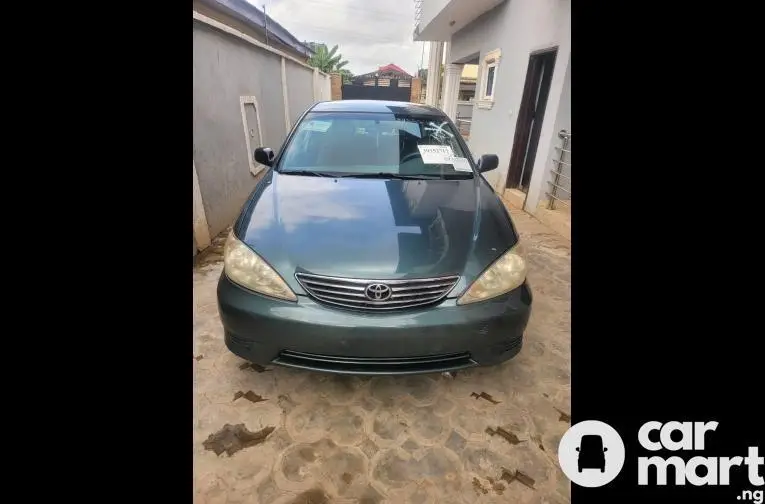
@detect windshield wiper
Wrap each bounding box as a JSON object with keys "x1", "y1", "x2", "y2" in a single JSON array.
[
  {"x1": 280, "y1": 170, "x2": 338, "y2": 177},
  {"x1": 440, "y1": 173, "x2": 474, "y2": 179},
  {"x1": 283, "y1": 171, "x2": 472, "y2": 180},
  {"x1": 335, "y1": 172, "x2": 444, "y2": 180}
]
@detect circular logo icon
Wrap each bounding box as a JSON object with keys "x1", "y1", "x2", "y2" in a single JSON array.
[
  {"x1": 365, "y1": 283, "x2": 392, "y2": 301},
  {"x1": 558, "y1": 420, "x2": 626, "y2": 488}
]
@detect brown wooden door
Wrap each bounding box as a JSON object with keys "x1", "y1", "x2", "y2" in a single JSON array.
[{"x1": 506, "y1": 48, "x2": 558, "y2": 190}]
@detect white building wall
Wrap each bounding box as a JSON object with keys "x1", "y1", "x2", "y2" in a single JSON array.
[
  {"x1": 527, "y1": 53, "x2": 571, "y2": 211},
  {"x1": 447, "y1": 0, "x2": 570, "y2": 213},
  {"x1": 419, "y1": 0, "x2": 451, "y2": 35}
]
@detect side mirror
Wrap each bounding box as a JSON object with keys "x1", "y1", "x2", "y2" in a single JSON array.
[
  {"x1": 477, "y1": 154, "x2": 499, "y2": 173},
  {"x1": 603, "y1": 447, "x2": 608, "y2": 452},
  {"x1": 575, "y1": 447, "x2": 580, "y2": 452},
  {"x1": 254, "y1": 147, "x2": 275, "y2": 167}
]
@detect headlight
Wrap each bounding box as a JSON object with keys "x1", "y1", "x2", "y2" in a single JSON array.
[
  {"x1": 457, "y1": 244, "x2": 527, "y2": 305},
  {"x1": 223, "y1": 231, "x2": 297, "y2": 301}
]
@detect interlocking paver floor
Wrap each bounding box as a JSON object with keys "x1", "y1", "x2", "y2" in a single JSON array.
[{"x1": 194, "y1": 205, "x2": 571, "y2": 504}]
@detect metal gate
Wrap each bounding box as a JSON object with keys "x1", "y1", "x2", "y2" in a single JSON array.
[{"x1": 341, "y1": 78, "x2": 410, "y2": 101}]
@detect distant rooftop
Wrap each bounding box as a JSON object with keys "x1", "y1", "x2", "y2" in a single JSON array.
[
  {"x1": 377, "y1": 63, "x2": 412, "y2": 77},
  {"x1": 354, "y1": 63, "x2": 414, "y2": 81}
]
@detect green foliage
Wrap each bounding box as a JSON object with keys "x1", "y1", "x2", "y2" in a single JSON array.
[
  {"x1": 307, "y1": 42, "x2": 349, "y2": 73},
  {"x1": 339, "y1": 69, "x2": 354, "y2": 84},
  {"x1": 418, "y1": 65, "x2": 443, "y2": 83}
]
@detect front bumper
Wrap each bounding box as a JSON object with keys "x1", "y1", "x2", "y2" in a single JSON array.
[{"x1": 217, "y1": 274, "x2": 532, "y2": 375}]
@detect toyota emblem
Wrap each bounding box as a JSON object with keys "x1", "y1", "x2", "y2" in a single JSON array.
[{"x1": 365, "y1": 283, "x2": 392, "y2": 301}]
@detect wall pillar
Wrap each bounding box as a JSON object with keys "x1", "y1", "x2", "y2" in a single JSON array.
[
  {"x1": 330, "y1": 72, "x2": 342, "y2": 101},
  {"x1": 442, "y1": 63, "x2": 463, "y2": 122},
  {"x1": 424, "y1": 41, "x2": 443, "y2": 107},
  {"x1": 410, "y1": 77, "x2": 422, "y2": 103},
  {"x1": 439, "y1": 41, "x2": 451, "y2": 110},
  {"x1": 281, "y1": 58, "x2": 291, "y2": 132},
  {"x1": 323, "y1": 73, "x2": 331, "y2": 101}
]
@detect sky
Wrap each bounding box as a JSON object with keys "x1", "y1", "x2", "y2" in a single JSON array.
[{"x1": 253, "y1": 0, "x2": 430, "y2": 76}]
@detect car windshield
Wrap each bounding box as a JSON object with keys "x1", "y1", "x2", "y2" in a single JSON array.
[
  {"x1": 581, "y1": 436, "x2": 603, "y2": 450},
  {"x1": 277, "y1": 112, "x2": 474, "y2": 178}
]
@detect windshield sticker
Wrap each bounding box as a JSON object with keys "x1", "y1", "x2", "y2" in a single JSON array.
[
  {"x1": 417, "y1": 146, "x2": 473, "y2": 171},
  {"x1": 449, "y1": 156, "x2": 472, "y2": 172},
  {"x1": 418, "y1": 145, "x2": 455, "y2": 164},
  {"x1": 423, "y1": 121, "x2": 455, "y2": 143},
  {"x1": 303, "y1": 120, "x2": 332, "y2": 132}
]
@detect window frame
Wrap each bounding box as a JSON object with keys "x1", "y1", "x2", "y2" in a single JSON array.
[
  {"x1": 484, "y1": 63, "x2": 497, "y2": 98},
  {"x1": 477, "y1": 48, "x2": 502, "y2": 110}
]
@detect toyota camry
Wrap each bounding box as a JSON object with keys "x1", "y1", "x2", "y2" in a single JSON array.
[{"x1": 217, "y1": 100, "x2": 532, "y2": 375}]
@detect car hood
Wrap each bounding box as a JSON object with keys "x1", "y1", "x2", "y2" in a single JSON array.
[{"x1": 237, "y1": 170, "x2": 518, "y2": 295}]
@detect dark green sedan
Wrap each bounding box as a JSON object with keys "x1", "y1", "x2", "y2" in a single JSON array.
[{"x1": 217, "y1": 100, "x2": 532, "y2": 375}]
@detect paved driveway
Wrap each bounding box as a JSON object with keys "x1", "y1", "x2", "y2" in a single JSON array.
[{"x1": 193, "y1": 205, "x2": 571, "y2": 504}]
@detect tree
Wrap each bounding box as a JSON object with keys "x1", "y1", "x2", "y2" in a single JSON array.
[
  {"x1": 417, "y1": 65, "x2": 443, "y2": 85},
  {"x1": 339, "y1": 69, "x2": 354, "y2": 84},
  {"x1": 307, "y1": 42, "x2": 349, "y2": 74}
]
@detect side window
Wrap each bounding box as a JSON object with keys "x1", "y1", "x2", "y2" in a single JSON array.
[
  {"x1": 485, "y1": 65, "x2": 496, "y2": 97},
  {"x1": 478, "y1": 48, "x2": 501, "y2": 110}
]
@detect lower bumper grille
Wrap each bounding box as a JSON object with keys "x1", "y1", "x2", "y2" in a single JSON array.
[{"x1": 274, "y1": 350, "x2": 476, "y2": 375}]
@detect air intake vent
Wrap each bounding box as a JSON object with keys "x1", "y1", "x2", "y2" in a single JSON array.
[{"x1": 275, "y1": 350, "x2": 474, "y2": 374}]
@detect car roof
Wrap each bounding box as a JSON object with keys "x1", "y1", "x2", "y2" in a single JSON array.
[{"x1": 310, "y1": 100, "x2": 446, "y2": 118}]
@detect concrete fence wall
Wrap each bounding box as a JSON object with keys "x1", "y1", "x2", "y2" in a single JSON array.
[{"x1": 193, "y1": 12, "x2": 330, "y2": 253}]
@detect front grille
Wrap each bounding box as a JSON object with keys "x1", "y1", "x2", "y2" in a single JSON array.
[
  {"x1": 295, "y1": 272, "x2": 460, "y2": 311},
  {"x1": 274, "y1": 350, "x2": 475, "y2": 375}
]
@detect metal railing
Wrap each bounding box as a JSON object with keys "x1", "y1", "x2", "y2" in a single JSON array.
[
  {"x1": 547, "y1": 129, "x2": 571, "y2": 210},
  {"x1": 413, "y1": 0, "x2": 422, "y2": 39}
]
